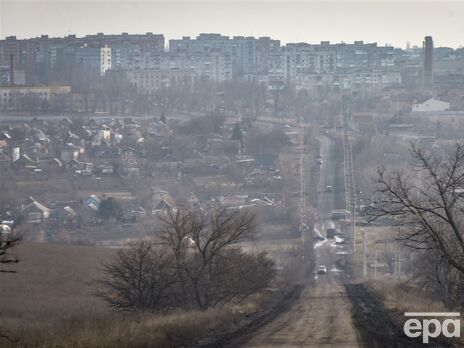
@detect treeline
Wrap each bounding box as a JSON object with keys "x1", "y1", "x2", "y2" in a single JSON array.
[{"x1": 97, "y1": 208, "x2": 275, "y2": 311}]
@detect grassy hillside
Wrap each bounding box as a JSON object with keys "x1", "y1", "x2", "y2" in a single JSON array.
[
  {"x1": 1, "y1": 243, "x2": 114, "y2": 325},
  {"x1": 0, "y1": 243, "x2": 262, "y2": 348}
]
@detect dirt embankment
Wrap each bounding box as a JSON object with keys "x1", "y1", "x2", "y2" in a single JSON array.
[{"x1": 345, "y1": 283, "x2": 455, "y2": 348}]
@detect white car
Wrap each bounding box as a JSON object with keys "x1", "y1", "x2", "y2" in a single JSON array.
[{"x1": 317, "y1": 265, "x2": 327, "y2": 274}]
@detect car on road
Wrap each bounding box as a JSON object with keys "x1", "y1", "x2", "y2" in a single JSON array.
[
  {"x1": 325, "y1": 185, "x2": 333, "y2": 192},
  {"x1": 317, "y1": 265, "x2": 327, "y2": 274}
]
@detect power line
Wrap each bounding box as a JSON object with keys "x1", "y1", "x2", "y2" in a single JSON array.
[{"x1": 342, "y1": 94, "x2": 356, "y2": 254}]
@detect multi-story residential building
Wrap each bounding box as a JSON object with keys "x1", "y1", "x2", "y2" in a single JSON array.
[
  {"x1": 127, "y1": 69, "x2": 195, "y2": 93},
  {"x1": 255, "y1": 37, "x2": 281, "y2": 74},
  {"x1": 100, "y1": 45, "x2": 112, "y2": 76},
  {"x1": 283, "y1": 43, "x2": 337, "y2": 80},
  {"x1": 0, "y1": 32, "x2": 408, "y2": 92},
  {"x1": 169, "y1": 34, "x2": 280, "y2": 77},
  {"x1": 0, "y1": 33, "x2": 165, "y2": 85},
  {"x1": 194, "y1": 52, "x2": 232, "y2": 81},
  {"x1": 75, "y1": 46, "x2": 101, "y2": 71},
  {"x1": 0, "y1": 36, "x2": 38, "y2": 84},
  {"x1": 294, "y1": 70, "x2": 401, "y2": 91},
  {"x1": 0, "y1": 85, "x2": 71, "y2": 109}
]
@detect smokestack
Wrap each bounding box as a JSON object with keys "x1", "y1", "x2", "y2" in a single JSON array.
[
  {"x1": 9, "y1": 54, "x2": 15, "y2": 86},
  {"x1": 423, "y1": 36, "x2": 434, "y2": 91}
]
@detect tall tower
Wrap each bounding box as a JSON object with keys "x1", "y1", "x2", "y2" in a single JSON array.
[{"x1": 423, "y1": 36, "x2": 434, "y2": 91}]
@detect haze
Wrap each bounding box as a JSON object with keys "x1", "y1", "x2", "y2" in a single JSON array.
[{"x1": 1, "y1": 1, "x2": 464, "y2": 48}]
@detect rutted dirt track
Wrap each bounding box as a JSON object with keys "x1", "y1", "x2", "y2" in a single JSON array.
[{"x1": 239, "y1": 282, "x2": 360, "y2": 347}]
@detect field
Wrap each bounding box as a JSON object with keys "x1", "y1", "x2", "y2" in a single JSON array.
[{"x1": 0, "y1": 243, "x2": 259, "y2": 347}]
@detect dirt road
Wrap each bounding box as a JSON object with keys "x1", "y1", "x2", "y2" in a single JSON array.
[
  {"x1": 241, "y1": 282, "x2": 360, "y2": 347},
  {"x1": 240, "y1": 135, "x2": 360, "y2": 347}
]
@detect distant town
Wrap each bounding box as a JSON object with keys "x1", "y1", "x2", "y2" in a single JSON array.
[
  {"x1": 1, "y1": 32, "x2": 464, "y2": 246},
  {"x1": 3, "y1": 3, "x2": 464, "y2": 342},
  {"x1": 0, "y1": 33, "x2": 463, "y2": 113}
]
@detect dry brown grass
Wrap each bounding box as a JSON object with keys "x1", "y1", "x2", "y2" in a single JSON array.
[
  {"x1": 366, "y1": 279, "x2": 464, "y2": 345},
  {"x1": 2, "y1": 306, "x2": 254, "y2": 348},
  {"x1": 0, "y1": 243, "x2": 114, "y2": 323},
  {"x1": 0, "y1": 243, "x2": 261, "y2": 348},
  {"x1": 366, "y1": 278, "x2": 447, "y2": 313}
]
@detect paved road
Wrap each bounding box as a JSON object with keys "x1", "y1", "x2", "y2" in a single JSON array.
[{"x1": 241, "y1": 135, "x2": 360, "y2": 347}]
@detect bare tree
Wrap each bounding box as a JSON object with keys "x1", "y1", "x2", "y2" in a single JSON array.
[
  {"x1": 0, "y1": 232, "x2": 20, "y2": 274},
  {"x1": 0, "y1": 231, "x2": 20, "y2": 344},
  {"x1": 412, "y1": 249, "x2": 464, "y2": 307},
  {"x1": 96, "y1": 208, "x2": 275, "y2": 312},
  {"x1": 96, "y1": 240, "x2": 177, "y2": 312},
  {"x1": 372, "y1": 142, "x2": 464, "y2": 305},
  {"x1": 155, "y1": 86, "x2": 180, "y2": 120},
  {"x1": 158, "y1": 208, "x2": 272, "y2": 310}
]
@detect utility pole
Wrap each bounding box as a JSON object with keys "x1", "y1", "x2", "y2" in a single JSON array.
[
  {"x1": 362, "y1": 229, "x2": 367, "y2": 280},
  {"x1": 342, "y1": 93, "x2": 356, "y2": 254},
  {"x1": 298, "y1": 112, "x2": 309, "y2": 279},
  {"x1": 392, "y1": 252, "x2": 405, "y2": 279}
]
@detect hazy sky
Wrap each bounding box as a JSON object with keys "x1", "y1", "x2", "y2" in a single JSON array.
[{"x1": 1, "y1": 1, "x2": 463, "y2": 48}]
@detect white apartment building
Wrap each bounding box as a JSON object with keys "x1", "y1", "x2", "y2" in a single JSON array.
[
  {"x1": 100, "y1": 45, "x2": 112, "y2": 76},
  {"x1": 294, "y1": 70, "x2": 401, "y2": 91}
]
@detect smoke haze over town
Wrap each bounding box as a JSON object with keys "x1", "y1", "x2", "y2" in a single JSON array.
[
  {"x1": 1, "y1": 1, "x2": 464, "y2": 348},
  {"x1": 2, "y1": 1, "x2": 464, "y2": 48}
]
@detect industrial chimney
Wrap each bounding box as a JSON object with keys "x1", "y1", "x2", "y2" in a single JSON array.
[{"x1": 423, "y1": 36, "x2": 434, "y2": 91}]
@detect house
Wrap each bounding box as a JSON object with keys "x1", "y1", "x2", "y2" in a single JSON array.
[
  {"x1": 20, "y1": 197, "x2": 51, "y2": 224},
  {"x1": 94, "y1": 164, "x2": 115, "y2": 175},
  {"x1": 83, "y1": 195, "x2": 101, "y2": 211},
  {"x1": 152, "y1": 188, "x2": 175, "y2": 214},
  {"x1": 67, "y1": 159, "x2": 93, "y2": 174},
  {"x1": 412, "y1": 98, "x2": 450, "y2": 113},
  {"x1": 91, "y1": 126, "x2": 111, "y2": 146},
  {"x1": 119, "y1": 147, "x2": 140, "y2": 177},
  {"x1": 51, "y1": 205, "x2": 77, "y2": 225},
  {"x1": 61, "y1": 143, "x2": 83, "y2": 162},
  {"x1": 39, "y1": 158, "x2": 63, "y2": 172},
  {"x1": 14, "y1": 154, "x2": 39, "y2": 170}
]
